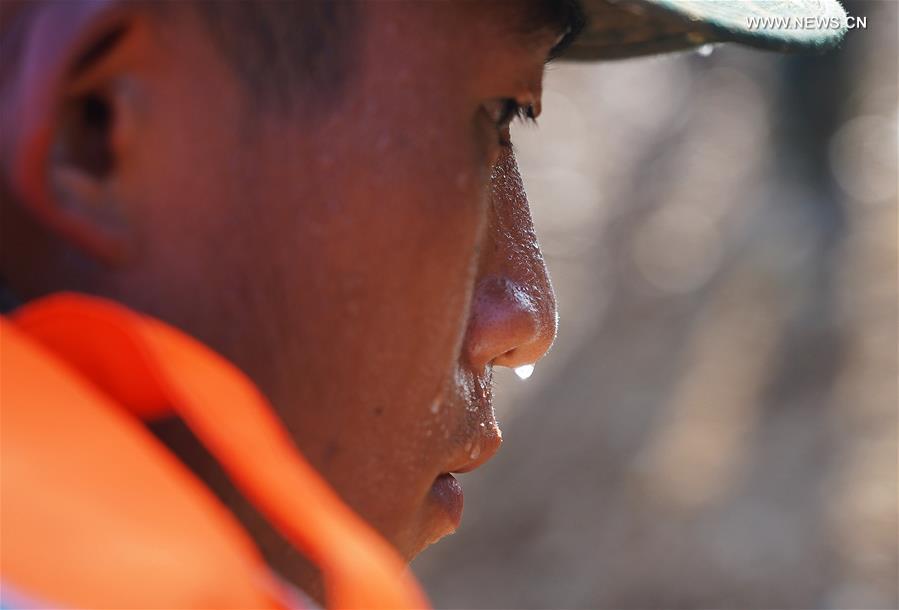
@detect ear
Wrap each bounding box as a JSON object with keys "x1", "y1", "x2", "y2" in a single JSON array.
[{"x1": 3, "y1": 0, "x2": 148, "y2": 264}]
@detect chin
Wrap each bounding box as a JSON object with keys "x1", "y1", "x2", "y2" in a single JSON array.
[{"x1": 394, "y1": 482, "x2": 464, "y2": 562}]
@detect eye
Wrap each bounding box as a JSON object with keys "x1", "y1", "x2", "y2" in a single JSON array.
[{"x1": 483, "y1": 98, "x2": 537, "y2": 148}]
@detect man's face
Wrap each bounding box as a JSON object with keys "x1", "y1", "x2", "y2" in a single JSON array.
[{"x1": 88, "y1": 1, "x2": 559, "y2": 571}]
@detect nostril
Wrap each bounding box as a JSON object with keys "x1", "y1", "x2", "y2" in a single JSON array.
[
  {"x1": 464, "y1": 276, "x2": 553, "y2": 370},
  {"x1": 493, "y1": 345, "x2": 528, "y2": 368},
  {"x1": 493, "y1": 343, "x2": 540, "y2": 369}
]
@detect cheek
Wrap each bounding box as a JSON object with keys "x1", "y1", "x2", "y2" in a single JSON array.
[
  {"x1": 233, "y1": 121, "x2": 490, "y2": 510},
  {"x1": 315, "y1": 143, "x2": 485, "y2": 401},
  {"x1": 308, "y1": 103, "x2": 489, "y2": 376}
]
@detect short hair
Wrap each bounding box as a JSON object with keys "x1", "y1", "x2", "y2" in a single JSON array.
[
  {"x1": 0, "y1": 1, "x2": 34, "y2": 99},
  {"x1": 0, "y1": 1, "x2": 359, "y2": 113},
  {"x1": 189, "y1": 1, "x2": 359, "y2": 112}
]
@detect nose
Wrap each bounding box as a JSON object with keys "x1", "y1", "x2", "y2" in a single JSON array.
[{"x1": 464, "y1": 151, "x2": 557, "y2": 370}]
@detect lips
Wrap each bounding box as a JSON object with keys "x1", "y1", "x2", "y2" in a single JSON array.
[
  {"x1": 446, "y1": 427, "x2": 503, "y2": 474},
  {"x1": 429, "y1": 473, "x2": 464, "y2": 535},
  {"x1": 426, "y1": 423, "x2": 503, "y2": 541},
  {"x1": 424, "y1": 369, "x2": 503, "y2": 544}
]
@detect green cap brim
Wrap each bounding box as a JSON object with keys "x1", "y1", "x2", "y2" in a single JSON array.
[{"x1": 563, "y1": 0, "x2": 848, "y2": 60}]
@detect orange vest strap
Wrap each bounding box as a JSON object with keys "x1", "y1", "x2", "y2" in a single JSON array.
[{"x1": 5, "y1": 293, "x2": 429, "y2": 609}]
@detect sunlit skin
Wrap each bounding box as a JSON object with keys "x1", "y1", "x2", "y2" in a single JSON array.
[{"x1": 0, "y1": 0, "x2": 563, "y2": 598}]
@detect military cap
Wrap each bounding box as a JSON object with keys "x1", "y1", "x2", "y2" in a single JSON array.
[{"x1": 565, "y1": 0, "x2": 848, "y2": 59}]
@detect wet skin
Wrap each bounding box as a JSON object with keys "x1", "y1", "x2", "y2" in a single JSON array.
[{"x1": 0, "y1": 0, "x2": 565, "y2": 597}]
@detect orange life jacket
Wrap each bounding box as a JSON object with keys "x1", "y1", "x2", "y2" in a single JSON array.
[{"x1": 0, "y1": 293, "x2": 429, "y2": 609}]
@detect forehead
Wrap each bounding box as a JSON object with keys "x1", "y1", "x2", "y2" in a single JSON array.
[
  {"x1": 479, "y1": 0, "x2": 582, "y2": 47},
  {"x1": 371, "y1": 0, "x2": 579, "y2": 57}
]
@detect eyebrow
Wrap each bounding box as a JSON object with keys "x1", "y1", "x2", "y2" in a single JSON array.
[{"x1": 515, "y1": 0, "x2": 587, "y2": 60}]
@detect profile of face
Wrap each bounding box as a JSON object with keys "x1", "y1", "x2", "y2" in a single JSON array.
[{"x1": 0, "y1": 0, "x2": 568, "y2": 594}]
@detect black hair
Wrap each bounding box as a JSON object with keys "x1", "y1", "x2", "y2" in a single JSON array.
[
  {"x1": 0, "y1": 1, "x2": 359, "y2": 114},
  {"x1": 190, "y1": 1, "x2": 360, "y2": 112}
]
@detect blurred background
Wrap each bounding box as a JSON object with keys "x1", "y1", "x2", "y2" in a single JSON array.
[{"x1": 413, "y1": 1, "x2": 897, "y2": 608}]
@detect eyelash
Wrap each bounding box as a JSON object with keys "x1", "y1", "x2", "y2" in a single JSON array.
[{"x1": 491, "y1": 99, "x2": 537, "y2": 148}]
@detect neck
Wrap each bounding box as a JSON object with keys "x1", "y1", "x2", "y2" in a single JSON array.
[{"x1": 0, "y1": 280, "x2": 22, "y2": 313}]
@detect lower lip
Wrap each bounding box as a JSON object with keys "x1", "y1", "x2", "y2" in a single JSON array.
[{"x1": 429, "y1": 473, "x2": 464, "y2": 531}]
